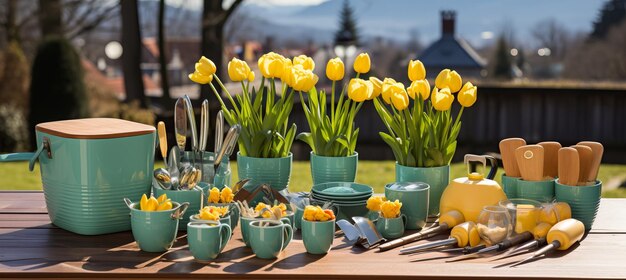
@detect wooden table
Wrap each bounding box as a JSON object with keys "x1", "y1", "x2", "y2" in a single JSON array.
[{"x1": 1, "y1": 191, "x2": 625, "y2": 280}]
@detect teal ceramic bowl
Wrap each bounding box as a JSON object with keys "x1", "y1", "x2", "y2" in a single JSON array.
[
  {"x1": 516, "y1": 179, "x2": 555, "y2": 202},
  {"x1": 310, "y1": 152, "x2": 358, "y2": 185},
  {"x1": 384, "y1": 182, "x2": 430, "y2": 230},
  {"x1": 153, "y1": 186, "x2": 205, "y2": 231},
  {"x1": 237, "y1": 152, "x2": 292, "y2": 191},
  {"x1": 187, "y1": 221, "x2": 231, "y2": 262},
  {"x1": 301, "y1": 219, "x2": 335, "y2": 254},
  {"x1": 248, "y1": 220, "x2": 293, "y2": 259},
  {"x1": 310, "y1": 192, "x2": 371, "y2": 202},
  {"x1": 240, "y1": 216, "x2": 291, "y2": 247},
  {"x1": 555, "y1": 180, "x2": 602, "y2": 231},
  {"x1": 376, "y1": 214, "x2": 407, "y2": 239},
  {"x1": 395, "y1": 163, "x2": 449, "y2": 216},
  {"x1": 311, "y1": 182, "x2": 373, "y2": 197},
  {"x1": 501, "y1": 174, "x2": 520, "y2": 199},
  {"x1": 127, "y1": 200, "x2": 189, "y2": 252}
]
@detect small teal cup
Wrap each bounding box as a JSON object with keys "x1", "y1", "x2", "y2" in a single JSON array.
[
  {"x1": 189, "y1": 214, "x2": 232, "y2": 230},
  {"x1": 153, "y1": 186, "x2": 204, "y2": 231},
  {"x1": 555, "y1": 180, "x2": 602, "y2": 231},
  {"x1": 293, "y1": 207, "x2": 304, "y2": 230},
  {"x1": 301, "y1": 219, "x2": 335, "y2": 254},
  {"x1": 240, "y1": 216, "x2": 291, "y2": 247},
  {"x1": 395, "y1": 163, "x2": 448, "y2": 216},
  {"x1": 384, "y1": 182, "x2": 430, "y2": 230},
  {"x1": 516, "y1": 179, "x2": 555, "y2": 202},
  {"x1": 248, "y1": 220, "x2": 293, "y2": 259},
  {"x1": 310, "y1": 152, "x2": 358, "y2": 185},
  {"x1": 187, "y1": 221, "x2": 231, "y2": 261},
  {"x1": 376, "y1": 214, "x2": 407, "y2": 239},
  {"x1": 126, "y1": 198, "x2": 189, "y2": 252},
  {"x1": 501, "y1": 174, "x2": 520, "y2": 199}
]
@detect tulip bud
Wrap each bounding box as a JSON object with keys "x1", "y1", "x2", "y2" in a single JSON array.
[
  {"x1": 353, "y1": 53, "x2": 371, "y2": 74},
  {"x1": 432, "y1": 87, "x2": 454, "y2": 111},
  {"x1": 156, "y1": 194, "x2": 168, "y2": 204},
  {"x1": 196, "y1": 56, "x2": 217, "y2": 76},
  {"x1": 326, "y1": 57, "x2": 345, "y2": 81},
  {"x1": 228, "y1": 58, "x2": 252, "y2": 82},
  {"x1": 140, "y1": 194, "x2": 149, "y2": 211},
  {"x1": 435, "y1": 69, "x2": 450, "y2": 89},
  {"x1": 408, "y1": 60, "x2": 426, "y2": 81},
  {"x1": 248, "y1": 71, "x2": 255, "y2": 82},
  {"x1": 458, "y1": 81, "x2": 477, "y2": 107},
  {"x1": 391, "y1": 90, "x2": 409, "y2": 111},
  {"x1": 188, "y1": 71, "x2": 212, "y2": 84},
  {"x1": 293, "y1": 55, "x2": 315, "y2": 71},
  {"x1": 435, "y1": 69, "x2": 463, "y2": 92},
  {"x1": 369, "y1": 77, "x2": 382, "y2": 99},
  {"x1": 407, "y1": 79, "x2": 430, "y2": 100},
  {"x1": 348, "y1": 78, "x2": 373, "y2": 102}
]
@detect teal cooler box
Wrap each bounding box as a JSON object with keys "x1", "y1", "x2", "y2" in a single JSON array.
[{"x1": 0, "y1": 118, "x2": 156, "y2": 235}]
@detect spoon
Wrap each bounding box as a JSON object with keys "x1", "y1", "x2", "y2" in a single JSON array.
[
  {"x1": 168, "y1": 146, "x2": 181, "y2": 183},
  {"x1": 179, "y1": 165, "x2": 202, "y2": 190},
  {"x1": 153, "y1": 168, "x2": 172, "y2": 190}
]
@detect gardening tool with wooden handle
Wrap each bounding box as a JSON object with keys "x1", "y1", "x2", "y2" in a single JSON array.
[
  {"x1": 379, "y1": 210, "x2": 465, "y2": 251},
  {"x1": 510, "y1": 219, "x2": 585, "y2": 267},
  {"x1": 558, "y1": 147, "x2": 579, "y2": 186},
  {"x1": 499, "y1": 138, "x2": 526, "y2": 177},
  {"x1": 577, "y1": 141, "x2": 603, "y2": 182},
  {"x1": 538, "y1": 142, "x2": 561, "y2": 179},
  {"x1": 571, "y1": 145, "x2": 593, "y2": 185},
  {"x1": 400, "y1": 221, "x2": 481, "y2": 255},
  {"x1": 515, "y1": 145, "x2": 544, "y2": 181},
  {"x1": 446, "y1": 231, "x2": 535, "y2": 262},
  {"x1": 157, "y1": 121, "x2": 168, "y2": 167}
]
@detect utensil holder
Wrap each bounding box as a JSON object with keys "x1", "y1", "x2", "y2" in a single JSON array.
[
  {"x1": 555, "y1": 180, "x2": 601, "y2": 231},
  {"x1": 516, "y1": 179, "x2": 555, "y2": 202},
  {"x1": 501, "y1": 174, "x2": 520, "y2": 199},
  {"x1": 181, "y1": 151, "x2": 231, "y2": 188}
]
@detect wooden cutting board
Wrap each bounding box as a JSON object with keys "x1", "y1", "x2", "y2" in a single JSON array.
[
  {"x1": 499, "y1": 138, "x2": 526, "y2": 177},
  {"x1": 538, "y1": 141, "x2": 561, "y2": 179},
  {"x1": 515, "y1": 145, "x2": 544, "y2": 181}
]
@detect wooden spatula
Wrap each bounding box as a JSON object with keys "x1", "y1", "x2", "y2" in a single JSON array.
[
  {"x1": 577, "y1": 141, "x2": 603, "y2": 182},
  {"x1": 500, "y1": 138, "x2": 526, "y2": 177},
  {"x1": 538, "y1": 141, "x2": 561, "y2": 179},
  {"x1": 571, "y1": 145, "x2": 593, "y2": 185},
  {"x1": 515, "y1": 145, "x2": 544, "y2": 181},
  {"x1": 558, "y1": 147, "x2": 579, "y2": 186}
]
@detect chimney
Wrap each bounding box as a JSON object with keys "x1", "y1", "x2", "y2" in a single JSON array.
[{"x1": 441, "y1": 10, "x2": 456, "y2": 36}]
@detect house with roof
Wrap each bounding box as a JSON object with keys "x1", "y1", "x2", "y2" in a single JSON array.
[{"x1": 418, "y1": 11, "x2": 486, "y2": 78}]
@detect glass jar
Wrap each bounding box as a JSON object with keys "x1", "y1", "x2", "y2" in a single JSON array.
[
  {"x1": 499, "y1": 198, "x2": 543, "y2": 235},
  {"x1": 477, "y1": 205, "x2": 512, "y2": 245}
]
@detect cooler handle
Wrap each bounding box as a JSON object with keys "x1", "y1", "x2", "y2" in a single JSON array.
[{"x1": 0, "y1": 137, "x2": 52, "y2": 172}]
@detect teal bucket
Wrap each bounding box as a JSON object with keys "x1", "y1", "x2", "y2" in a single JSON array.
[
  {"x1": 395, "y1": 163, "x2": 449, "y2": 216},
  {"x1": 310, "y1": 152, "x2": 358, "y2": 185},
  {"x1": 153, "y1": 185, "x2": 205, "y2": 231},
  {"x1": 555, "y1": 180, "x2": 602, "y2": 231},
  {"x1": 126, "y1": 199, "x2": 189, "y2": 252}
]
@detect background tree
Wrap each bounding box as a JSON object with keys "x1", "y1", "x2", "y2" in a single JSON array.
[
  {"x1": 334, "y1": 0, "x2": 359, "y2": 46},
  {"x1": 158, "y1": 0, "x2": 170, "y2": 100},
  {"x1": 531, "y1": 19, "x2": 570, "y2": 61},
  {"x1": 38, "y1": 0, "x2": 62, "y2": 38},
  {"x1": 491, "y1": 35, "x2": 512, "y2": 80},
  {"x1": 590, "y1": 0, "x2": 626, "y2": 40},
  {"x1": 121, "y1": 0, "x2": 147, "y2": 108}
]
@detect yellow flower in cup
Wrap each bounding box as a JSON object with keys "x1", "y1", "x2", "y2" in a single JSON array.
[
  {"x1": 198, "y1": 207, "x2": 220, "y2": 221},
  {"x1": 293, "y1": 54, "x2": 315, "y2": 71},
  {"x1": 156, "y1": 199, "x2": 172, "y2": 211},
  {"x1": 432, "y1": 87, "x2": 454, "y2": 111},
  {"x1": 348, "y1": 78, "x2": 373, "y2": 102},
  {"x1": 156, "y1": 194, "x2": 168, "y2": 204},
  {"x1": 326, "y1": 57, "x2": 345, "y2": 81},
  {"x1": 227, "y1": 57, "x2": 251, "y2": 82},
  {"x1": 353, "y1": 53, "x2": 371, "y2": 74},
  {"x1": 457, "y1": 81, "x2": 477, "y2": 107},
  {"x1": 407, "y1": 59, "x2": 426, "y2": 81},
  {"x1": 407, "y1": 79, "x2": 430, "y2": 100},
  {"x1": 208, "y1": 187, "x2": 220, "y2": 203},
  {"x1": 366, "y1": 196, "x2": 386, "y2": 211},
  {"x1": 220, "y1": 186, "x2": 234, "y2": 203},
  {"x1": 380, "y1": 200, "x2": 402, "y2": 219},
  {"x1": 303, "y1": 205, "x2": 335, "y2": 221}
]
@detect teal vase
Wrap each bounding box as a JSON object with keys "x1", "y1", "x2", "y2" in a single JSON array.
[
  {"x1": 237, "y1": 152, "x2": 292, "y2": 191},
  {"x1": 310, "y1": 152, "x2": 358, "y2": 185},
  {"x1": 395, "y1": 163, "x2": 449, "y2": 217}
]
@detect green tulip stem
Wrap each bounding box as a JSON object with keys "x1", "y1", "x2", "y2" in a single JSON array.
[
  {"x1": 213, "y1": 74, "x2": 241, "y2": 116},
  {"x1": 331, "y1": 80, "x2": 336, "y2": 124},
  {"x1": 207, "y1": 82, "x2": 229, "y2": 114}
]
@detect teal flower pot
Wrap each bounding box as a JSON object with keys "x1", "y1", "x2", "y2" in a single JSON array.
[
  {"x1": 395, "y1": 163, "x2": 449, "y2": 217},
  {"x1": 126, "y1": 199, "x2": 189, "y2": 252},
  {"x1": 501, "y1": 174, "x2": 520, "y2": 199},
  {"x1": 375, "y1": 214, "x2": 407, "y2": 239},
  {"x1": 310, "y1": 152, "x2": 358, "y2": 185},
  {"x1": 301, "y1": 219, "x2": 335, "y2": 254},
  {"x1": 153, "y1": 186, "x2": 205, "y2": 231},
  {"x1": 237, "y1": 152, "x2": 292, "y2": 192},
  {"x1": 384, "y1": 183, "x2": 429, "y2": 230},
  {"x1": 187, "y1": 221, "x2": 231, "y2": 262},
  {"x1": 555, "y1": 180, "x2": 602, "y2": 231}
]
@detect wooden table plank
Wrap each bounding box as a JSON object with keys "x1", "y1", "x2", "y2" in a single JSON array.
[{"x1": 0, "y1": 191, "x2": 624, "y2": 279}]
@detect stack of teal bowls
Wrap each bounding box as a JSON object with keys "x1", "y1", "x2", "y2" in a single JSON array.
[{"x1": 310, "y1": 182, "x2": 372, "y2": 221}]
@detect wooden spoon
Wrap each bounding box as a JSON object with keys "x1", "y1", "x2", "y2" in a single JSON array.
[
  {"x1": 571, "y1": 145, "x2": 593, "y2": 185},
  {"x1": 499, "y1": 138, "x2": 526, "y2": 177},
  {"x1": 558, "y1": 147, "x2": 579, "y2": 186},
  {"x1": 538, "y1": 141, "x2": 561, "y2": 179},
  {"x1": 515, "y1": 145, "x2": 544, "y2": 181},
  {"x1": 577, "y1": 141, "x2": 603, "y2": 182}
]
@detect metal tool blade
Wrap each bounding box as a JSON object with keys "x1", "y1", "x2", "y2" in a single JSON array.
[
  {"x1": 379, "y1": 223, "x2": 450, "y2": 251},
  {"x1": 492, "y1": 238, "x2": 547, "y2": 261},
  {"x1": 409, "y1": 244, "x2": 487, "y2": 262},
  {"x1": 183, "y1": 95, "x2": 198, "y2": 153},
  {"x1": 353, "y1": 216, "x2": 386, "y2": 249},
  {"x1": 174, "y1": 98, "x2": 187, "y2": 152},
  {"x1": 336, "y1": 219, "x2": 361, "y2": 244},
  {"x1": 199, "y1": 100, "x2": 209, "y2": 151},
  {"x1": 510, "y1": 241, "x2": 559, "y2": 267},
  {"x1": 400, "y1": 238, "x2": 457, "y2": 255},
  {"x1": 215, "y1": 110, "x2": 224, "y2": 153},
  {"x1": 215, "y1": 124, "x2": 241, "y2": 170}
]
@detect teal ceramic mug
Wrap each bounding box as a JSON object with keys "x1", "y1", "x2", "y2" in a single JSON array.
[
  {"x1": 376, "y1": 214, "x2": 407, "y2": 239},
  {"x1": 125, "y1": 198, "x2": 189, "y2": 252},
  {"x1": 516, "y1": 179, "x2": 555, "y2": 202},
  {"x1": 293, "y1": 207, "x2": 304, "y2": 230},
  {"x1": 187, "y1": 221, "x2": 231, "y2": 261},
  {"x1": 301, "y1": 219, "x2": 335, "y2": 254},
  {"x1": 248, "y1": 220, "x2": 293, "y2": 259},
  {"x1": 189, "y1": 214, "x2": 232, "y2": 230},
  {"x1": 501, "y1": 174, "x2": 520, "y2": 199},
  {"x1": 555, "y1": 180, "x2": 602, "y2": 231},
  {"x1": 240, "y1": 216, "x2": 290, "y2": 247},
  {"x1": 384, "y1": 183, "x2": 430, "y2": 230}
]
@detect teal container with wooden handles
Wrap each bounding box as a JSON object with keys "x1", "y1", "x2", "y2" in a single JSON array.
[{"x1": 0, "y1": 118, "x2": 156, "y2": 235}]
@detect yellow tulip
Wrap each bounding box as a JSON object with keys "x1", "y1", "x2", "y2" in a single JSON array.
[
  {"x1": 195, "y1": 56, "x2": 216, "y2": 76},
  {"x1": 287, "y1": 64, "x2": 318, "y2": 92},
  {"x1": 258, "y1": 52, "x2": 288, "y2": 79},
  {"x1": 140, "y1": 194, "x2": 149, "y2": 211},
  {"x1": 407, "y1": 79, "x2": 430, "y2": 100},
  {"x1": 247, "y1": 71, "x2": 255, "y2": 82},
  {"x1": 348, "y1": 78, "x2": 373, "y2": 102},
  {"x1": 369, "y1": 77, "x2": 382, "y2": 98},
  {"x1": 326, "y1": 57, "x2": 345, "y2": 81},
  {"x1": 227, "y1": 57, "x2": 251, "y2": 82},
  {"x1": 156, "y1": 194, "x2": 168, "y2": 204},
  {"x1": 391, "y1": 89, "x2": 409, "y2": 111},
  {"x1": 435, "y1": 69, "x2": 462, "y2": 92},
  {"x1": 145, "y1": 196, "x2": 159, "y2": 212},
  {"x1": 380, "y1": 200, "x2": 402, "y2": 219},
  {"x1": 366, "y1": 196, "x2": 386, "y2": 211},
  {"x1": 208, "y1": 187, "x2": 220, "y2": 203},
  {"x1": 432, "y1": 87, "x2": 454, "y2": 111},
  {"x1": 407, "y1": 60, "x2": 426, "y2": 81},
  {"x1": 188, "y1": 71, "x2": 212, "y2": 84},
  {"x1": 448, "y1": 70, "x2": 462, "y2": 92},
  {"x1": 220, "y1": 187, "x2": 234, "y2": 203},
  {"x1": 353, "y1": 53, "x2": 371, "y2": 74},
  {"x1": 198, "y1": 207, "x2": 220, "y2": 221},
  {"x1": 435, "y1": 69, "x2": 450, "y2": 89},
  {"x1": 457, "y1": 81, "x2": 477, "y2": 107},
  {"x1": 156, "y1": 199, "x2": 173, "y2": 211},
  {"x1": 381, "y1": 77, "x2": 398, "y2": 104},
  {"x1": 293, "y1": 54, "x2": 315, "y2": 71}
]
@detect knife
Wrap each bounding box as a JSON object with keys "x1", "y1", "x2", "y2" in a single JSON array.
[
  {"x1": 446, "y1": 231, "x2": 534, "y2": 262},
  {"x1": 215, "y1": 110, "x2": 224, "y2": 153},
  {"x1": 491, "y1": 237, "x2": 548, "y2": 261},
  {"x1": 199, "y1": 100, "x2": 209, "y2": 151},
  {"x1": 215, "y1": 124, "x2": 241, "y2": 168},
  {"x1": 183, "y1": 95, "x2": 198, "y2": 153},
  {"x1": 174, "y1": 97, "x2": 187, "y2": 153}
]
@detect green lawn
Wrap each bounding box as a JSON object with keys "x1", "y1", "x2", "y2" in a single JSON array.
[{"x1": 1, "y1": 161, "x2": 625, "y2": 197}]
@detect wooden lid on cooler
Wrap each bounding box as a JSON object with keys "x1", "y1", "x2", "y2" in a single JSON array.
[{"x1": 36, "y1": 118, "x2": 155, "y2": 139}]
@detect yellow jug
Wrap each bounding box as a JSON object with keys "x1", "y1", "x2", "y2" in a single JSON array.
[{"x1": 439, "y1": 154, "x2": 507, "y2": 223}]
